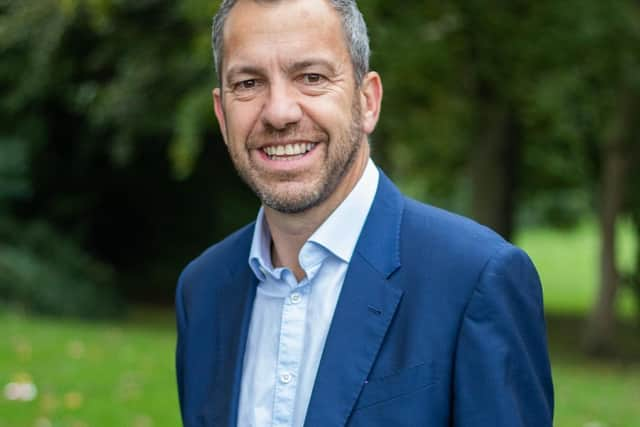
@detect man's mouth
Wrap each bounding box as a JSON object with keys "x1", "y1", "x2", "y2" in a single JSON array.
[{"x1": 262, "y1": 143, "x2": 316, "y2": 160}]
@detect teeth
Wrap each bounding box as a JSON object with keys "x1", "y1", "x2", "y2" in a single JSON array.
[{"x1": 263, "y1": 143, "x2": 315, "y2": 157}]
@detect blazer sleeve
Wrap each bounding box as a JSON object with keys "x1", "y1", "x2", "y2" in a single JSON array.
[{"x1": 453, "y1": 244, "x2": 554, "y2": 427}]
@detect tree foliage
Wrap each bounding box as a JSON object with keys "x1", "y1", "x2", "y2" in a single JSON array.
[{"x1": 0, "y1": 0, "x2": 638, "y2": 325}]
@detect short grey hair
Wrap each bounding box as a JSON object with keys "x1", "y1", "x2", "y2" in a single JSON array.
[{"x1": 212, "y1": 0, "x2": 370, "y2": 86}]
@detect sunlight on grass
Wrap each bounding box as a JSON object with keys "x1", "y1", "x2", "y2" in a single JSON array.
[
  {"x1": 517, "y1": 219, "x2": 640, "y2": 426},
  {"x1": 516, "y1": 217, "x2": 638, "y2": 317}
]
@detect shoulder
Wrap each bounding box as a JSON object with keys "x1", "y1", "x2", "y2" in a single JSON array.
[
  {"x1": 397, "y1": 195, "x2": 540, "y2": 295},
  {"x1": 178, "y1": 222, "x2": 255, "y2": 287},
  {"x1": 398, "y1": 195, "x2": 541, "y2": 300},
  {"x1": 401, "y1": 196, "x2": 509, "y2": 263}
]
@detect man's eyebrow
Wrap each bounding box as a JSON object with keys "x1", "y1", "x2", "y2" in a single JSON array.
[
  {"x1": 224, "y1": 59, "x2": 338, "y2": 83},
  {"x1": 287, "y1": 59, "x2": 337, "y2": 74},
  {"x1": 225, "y1": 65, "x2": 264, "y2": 82}
]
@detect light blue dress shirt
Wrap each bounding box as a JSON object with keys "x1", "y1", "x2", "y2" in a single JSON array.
[{"x1": 237, "y1": 159, "x2": 379, "y2": 427}]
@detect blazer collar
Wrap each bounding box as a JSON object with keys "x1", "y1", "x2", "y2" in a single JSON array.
[
  {"x1": 352, "y1": 169, "x2": 403, "y2": 278},
  {"x1": 303, "y1": 170, "x2": 405, "y2": 426}
]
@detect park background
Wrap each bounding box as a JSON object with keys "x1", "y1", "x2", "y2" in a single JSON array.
[{"x1": 1, "y1": 0, "x2": 639, "y2": 426}]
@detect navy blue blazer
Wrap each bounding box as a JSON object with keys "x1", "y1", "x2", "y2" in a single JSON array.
[{"x1": 175, "y1": 171, "x2": 554, "y2": 426}]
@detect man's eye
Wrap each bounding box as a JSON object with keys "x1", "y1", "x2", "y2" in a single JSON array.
[
  {"x1": 302, "y1": 73, "x2": 324, "y2": 84},
  {"x1": 235, "y1": 79, "x2": 258, "y2": 90}
]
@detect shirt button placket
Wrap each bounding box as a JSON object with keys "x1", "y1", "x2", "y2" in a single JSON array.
[{"x1": 273, "y1": 288, "x2": 307, "y2": 427}]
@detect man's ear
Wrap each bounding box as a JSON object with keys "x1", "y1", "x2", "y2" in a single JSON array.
[
  {"x1": 213, "y1": 88, "x2": 228, "y2": 145},
  {"x1": 359, "y1": 71, "x2": 383, "y2": 135}
]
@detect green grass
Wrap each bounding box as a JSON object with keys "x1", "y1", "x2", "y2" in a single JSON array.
[
  {"x1": 546, "y1": 314, "x2": 640, "y2": 427},
  {"x1": 1, "y1": 220, "x2": 639, "y2": 427},
  {"x1": 516, "y1": 217, "x2": 638, "y2": 317},
  {"x1": 0, "y1": 309, "x2": 181, "y2": 427},
  {"x1": 519, "y1": 218, "x2": 640, "y2": 427}
]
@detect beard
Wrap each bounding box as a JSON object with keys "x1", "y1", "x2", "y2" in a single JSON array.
[{"x1": 228, "y1": 97, "x2": 364, "y2": 214}]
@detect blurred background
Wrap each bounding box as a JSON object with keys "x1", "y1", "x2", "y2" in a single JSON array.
[{"x1": 1, "y1": 0, "x2": 638, "y2": 426}]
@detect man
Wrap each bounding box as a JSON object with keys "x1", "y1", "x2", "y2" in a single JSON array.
[{"x1": 175, "y1": 0, "x2": 554, "y2": 426}]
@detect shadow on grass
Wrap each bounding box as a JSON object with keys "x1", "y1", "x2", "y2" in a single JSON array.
[{"x1": 546, "y1": 313, "x2": 640, "y2": 364}]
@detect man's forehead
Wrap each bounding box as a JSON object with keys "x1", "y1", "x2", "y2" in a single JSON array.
[{"x1": 221, "y1": 0, "x2": 349, "y2": 68}]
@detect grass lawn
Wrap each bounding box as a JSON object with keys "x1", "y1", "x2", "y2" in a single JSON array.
[
  {"x1": 546, "y1": 314, "x2": 640, "y2": 427},
  {"x1": 0, "y1": 309, "x2": 181, "y2": 427},
  {"x1": 1, "y1": 220, "x2": 639, "y2": 427},
  {"x1": 516, "y1": 217, "x2": 638, "y2": 317}
]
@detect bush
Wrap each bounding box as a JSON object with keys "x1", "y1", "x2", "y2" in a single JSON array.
[{"x1": 0, "y1": 218, "x2": 125, "y2": 318}]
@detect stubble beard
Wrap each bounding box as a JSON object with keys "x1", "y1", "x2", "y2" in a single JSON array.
[{"x1": 228, "y1": 99, "x2": 364, "y2": 214}]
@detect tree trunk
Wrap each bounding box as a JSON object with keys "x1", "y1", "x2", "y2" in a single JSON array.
[
  {"x1": 470, "y1": 101, "x2": 520, "y2": 241},
  {"x1": 585, "y1": 94, "x2": 637, "y2": 356}
]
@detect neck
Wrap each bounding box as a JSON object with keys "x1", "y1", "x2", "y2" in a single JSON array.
[{"x1": 264, "y1": 142, "x2": 370, "y2": 281}]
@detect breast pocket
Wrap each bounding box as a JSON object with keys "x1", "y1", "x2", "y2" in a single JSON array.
[{"x1": 354, "y1": 361, "x2": 438, "y2": 411}]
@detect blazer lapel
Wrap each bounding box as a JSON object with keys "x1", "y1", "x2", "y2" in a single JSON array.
[
  {"x1": 202, "y1": 264, "x2": 257, "y2": 427},
  {"x1": 303, "y1": 171, "x2": 405, "y2": 427}
]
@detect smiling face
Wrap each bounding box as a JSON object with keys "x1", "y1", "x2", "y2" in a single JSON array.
[{"x1": 213, "y1": 0, "x2": 381, "y2": 214}]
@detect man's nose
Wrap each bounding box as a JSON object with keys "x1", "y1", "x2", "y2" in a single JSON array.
[{"x1": 261, "y1": 81, "x2": 303, "y2": 130}]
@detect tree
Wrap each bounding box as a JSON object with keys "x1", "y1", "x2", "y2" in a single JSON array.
[{"x1": 0, "y1": 0, "x2": 257, "y2": 303}]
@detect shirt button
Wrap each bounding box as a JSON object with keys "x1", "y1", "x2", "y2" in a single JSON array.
[
  {"x1": 290, "y1": 293, "x2": 302, "y2": 304},
  {"x1": 280, "y1": 373, "x2": 292, "y2": 384}
]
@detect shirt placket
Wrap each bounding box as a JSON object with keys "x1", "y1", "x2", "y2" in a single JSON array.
[{"x1": 272, "y1": 282, "x2": 309, "y2": 427}]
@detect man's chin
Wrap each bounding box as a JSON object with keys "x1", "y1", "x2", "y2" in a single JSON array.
[
  {"x1": 257, "y1": 186, "x2": 328, "y2": 214},
  {"x1": 260, "y1": 194, "x2": 323, "y2": 215}
]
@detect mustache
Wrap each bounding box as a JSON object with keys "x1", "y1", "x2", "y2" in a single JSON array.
[{"x1": 248, "y1": 123, "x2": 328, "y2": 147}]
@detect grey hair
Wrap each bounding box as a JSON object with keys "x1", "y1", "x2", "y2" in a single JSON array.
[{"x1": 212, "y1": 0, "x2": 370, "y2": 86}]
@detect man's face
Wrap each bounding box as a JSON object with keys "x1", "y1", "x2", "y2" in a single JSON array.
[{"x1": 213, "y1": 0, "x2": 370, "y2": 214}]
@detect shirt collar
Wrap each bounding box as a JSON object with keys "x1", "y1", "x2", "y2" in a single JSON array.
[
  {"x1": 307, "y1": 158, "x2": 379, "y2": 262},
  {"x1": 248, "y1": 207, "x2": 272, "y2": 281},
  {"x1": 248, "y1": 158, "x2": 379, "y2": 279}
]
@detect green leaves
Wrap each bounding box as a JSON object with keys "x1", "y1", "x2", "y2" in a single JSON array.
[
  {"x1": 169, "y1": 89, "x2": 211, "y2": 180},
  {"x1": 0, "y1": 218, "x2": 122, "y2": 318},
  {"x1": 0, "y1": 137, "x2": 31, "y2": 203}
]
